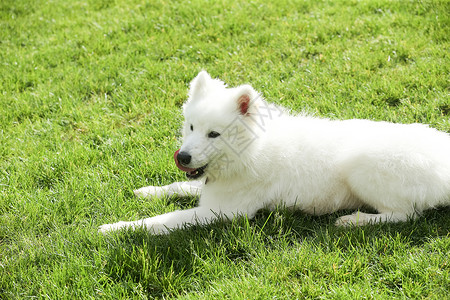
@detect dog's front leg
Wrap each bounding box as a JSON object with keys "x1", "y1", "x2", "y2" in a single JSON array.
[
  {"x1": 99, "y1": 206, "x2": 222, "y2": 235},
  {"x1": 133, "y1": 180, "x2": 203, "y2": 199}
]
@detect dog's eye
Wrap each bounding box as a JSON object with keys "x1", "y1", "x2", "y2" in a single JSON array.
[
  {"x1": 190, "y1": 124, "x2": 193, "y2": 131},
  {"x1": 208, "y1": 131, "x2": 221, "y2": 138}
]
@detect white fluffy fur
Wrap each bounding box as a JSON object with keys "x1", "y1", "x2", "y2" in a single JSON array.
[{"x1": 99, "y1": 71, "x2": 450, "y2": 234}]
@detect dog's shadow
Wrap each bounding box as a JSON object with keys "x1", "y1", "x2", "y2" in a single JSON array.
[{"x1": 102, "y1": 201, "x2": 449, "y2": 297}]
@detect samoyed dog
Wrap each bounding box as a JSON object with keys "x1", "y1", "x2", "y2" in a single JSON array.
[{"x1": 100, "y1": 71, "x2": 450, "y2": 234}]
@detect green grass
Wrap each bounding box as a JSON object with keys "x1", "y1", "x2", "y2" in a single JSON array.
[{"x1": 1, "y1": 0, "x2": 449, "y2": 298}]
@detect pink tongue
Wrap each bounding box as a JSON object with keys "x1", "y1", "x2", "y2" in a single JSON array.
[{"x1": 174, "y1": 149, "x2": 198, "y2": 173}]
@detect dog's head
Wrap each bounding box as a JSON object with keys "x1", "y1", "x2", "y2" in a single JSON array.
[{"x1": 174, "y1": 71, "x2": 261, "y2": 181}]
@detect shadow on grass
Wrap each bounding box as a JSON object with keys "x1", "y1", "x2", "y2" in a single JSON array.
[{"x1": 102, "y1": 204, "x2": 449, "y2": 297}]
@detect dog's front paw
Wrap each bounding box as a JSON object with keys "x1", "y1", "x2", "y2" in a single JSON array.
[
  {"x1": 98, "y1": 221, "x2": 130, "y2": 234},
  {"x1": 98, "y1": 220, "x2": 169, "y2": 235},
  {"x1": 134, "y1": 186, "x2": 160, "y2": 198}
]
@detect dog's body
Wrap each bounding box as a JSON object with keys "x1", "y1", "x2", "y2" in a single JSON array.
[{"x1": 99, "y1": 71, "x2": 450, "y2": 234}]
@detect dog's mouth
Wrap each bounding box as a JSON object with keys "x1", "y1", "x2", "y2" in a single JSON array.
[
  {"x1": 174, "y1": 149, "x2": 208, "y2": 179},
  {"x1": 184, "y1": 164, "x2": 207, "y2": 179}
]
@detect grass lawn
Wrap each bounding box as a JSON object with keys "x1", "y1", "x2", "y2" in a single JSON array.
[{"x1": 1, "y1": 0, "x2": 449, "y2": 298}]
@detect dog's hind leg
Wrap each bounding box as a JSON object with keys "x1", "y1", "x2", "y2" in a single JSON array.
[
  {"x1": 134, "y1": 181, "x2": 203, "y2": 199},
  {"x1": 335, "y1": 211, "x2": 416, "y2": 226}
]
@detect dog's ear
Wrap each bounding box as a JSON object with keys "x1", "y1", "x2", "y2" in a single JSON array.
[
  {"x1": 238, "y1": 94, "x2": 250, "y2": 115},
  {"x1": 236, "y1": 85, "x2": 254, "y2": 115},
  {"x1": 189, "y1": 71, "x2": 211, "y2": 99}
]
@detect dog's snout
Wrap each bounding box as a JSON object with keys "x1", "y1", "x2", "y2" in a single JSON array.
[{"x1": 177, "y1": 151, "x2": 191, "y2": 165}]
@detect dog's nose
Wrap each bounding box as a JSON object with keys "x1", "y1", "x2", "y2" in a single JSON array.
[{"x1": 177, "y1": 151, "x2": 191, "y2": 165}]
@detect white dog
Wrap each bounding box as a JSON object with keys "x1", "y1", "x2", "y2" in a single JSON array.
[{"x1": 99, "y1": 71, "x2": 450, "y2": 234}]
